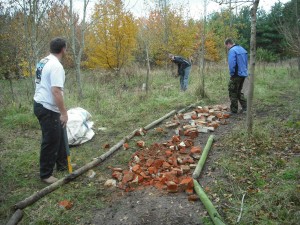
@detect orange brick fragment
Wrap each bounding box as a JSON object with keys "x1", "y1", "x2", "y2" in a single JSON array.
[
  {"x1": 123, "y1": 143, "x2": 129, "y2": 150},
  {"x1": 179, "y1": 177, "x2": 194, "y2": 190},
  {"x1": 165, "y1": 150, "x2": 173, "y2": 157},
  {"x1": 112, "y1": 171, "x2": 123, "y2": 181},
  {"x1": 185, "y1": 188, "x2": 194, "y2": 195},
  {"x1": 136, "y1": 140, "x2": 145, "y2": 148},
  {"x1": 172, "y1": 135, "x2": 181, "y2": 143},
  {"x1": 190, "y1": 146, "x2": 202, "y2": 154},
  {"x1": 148, "y1": 166, "x2": 157, "y2": 174},
  {"x1": 122, "y1": 172, "x2": 134, "y2": 183},
  {"x1": 188, "y1": 194, "x2": 199, "y2": 201},
  {"x1": 58, "y1": 200, "x2": 73, "y2": 210},
  {"x1": 166, "y1": 181, "x2": 178, "y2": 193},
  {"x1": 103, "y1": 143, "x2": 110, "y2": 149},
  {"x1": 132, "y1": 164, "x2": 141, "y2": 174}
]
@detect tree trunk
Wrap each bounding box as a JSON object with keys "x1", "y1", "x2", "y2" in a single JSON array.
[
  {"x1": 192, "y1": 135, "x2": 214, "y2": 179},
  {"x1": 199, "y1": 0, "x2": 207, "y2": 98},
  {"x1": 145, "y1": 45, "x2": 150, "y2": 94},
  {"x1": 246, "y1": 0, "x2": 260, "y2": 134}
]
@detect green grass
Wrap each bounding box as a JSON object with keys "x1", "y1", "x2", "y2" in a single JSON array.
[{"x1": 1, "y1": 61, "x2": 299, "y2": 224}]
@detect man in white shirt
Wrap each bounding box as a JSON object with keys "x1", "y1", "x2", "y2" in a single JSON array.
[{"x1": 33, "y1": 37, "x2": 68, "y2": 184}]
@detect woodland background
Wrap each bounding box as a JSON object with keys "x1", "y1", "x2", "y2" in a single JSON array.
[{"x1": 0, "y1": 0, "x2": 299, "y2": 98}]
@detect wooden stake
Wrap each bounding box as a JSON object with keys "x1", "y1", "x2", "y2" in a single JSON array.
[
  {"x1": 14, "y1": 129, "x2": 138, "y2": 210},
  {"x1": 192, "y1": 135, "x2": 214, "y2": 179},
  {"x1": 193, "y1": 179, "x2": 226, "y2": 225},
  {"x1": 6, "y1": 209, "x2": 23, "y2": 225}
]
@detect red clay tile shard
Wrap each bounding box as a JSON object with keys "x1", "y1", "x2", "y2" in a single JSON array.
[
  {"x1": 185, "y1": 188, "x2": 194, "y2": 195},
  {"x1": 132, "y1": 164, "x2": 141, "y2": 173},
  {"x1": 136, "y1": 140, "x2": 145, "y2": 148},
  {"x1": 146, "y1": 158, "x2": 154, "y2": 167},
  {"x1": 188, "y1": 194, "x2": 199, "y2": 201},
  {"x1": 190, "y1": 146, "x2": 202, "y2": 154},
  {"x1": 58, "y1": 200, "x2": 73, "y2": 210},
  {"x1": 103, "y1": 143, "x2": 110, "y2": 149},
  {"x1": 148, "y1": 166, "x2": 158, "y2": 174},
  {"x1": 122, "y1": 172, "x2": 134, "y2": 183},
  {"x1": 223, "y1": 113, "x2": 230, "y2": 118},
  {"x1": 123, "y1": 143, "x2": 129, "y2": 150},
  {"x1": 166, "y1": 181, "x2": 178, "y2": 193},
  {"x1": 165, "y1": 150, "x2": 173, "y2": 157},
  {"x1": 179, "y1": 177, "x2": 194, "y2": 189},
  {"x1": 112, "y1": 171, "x2": 123, "y2": 181},
  {"x1": 172, "y1": 135, "x2": 181, "y2": 143}
]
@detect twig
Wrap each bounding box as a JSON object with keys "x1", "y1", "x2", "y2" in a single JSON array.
[{"x1": 237, "y1": 193, "x2": 246, "y2": 223}]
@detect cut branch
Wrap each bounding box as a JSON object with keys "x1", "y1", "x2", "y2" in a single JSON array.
[
  {"x1": 14, "y1": 129, "x2": 138, "y2": 210},
  {"x1": 192, "y1": 135, "x2": 215, "y2": 179},
  {"x1": 193, "y1": 179, "x2": 226, "y2": 225},
  {"x1": 6, "y1": 209, "x2": 23, "y2": 225}
]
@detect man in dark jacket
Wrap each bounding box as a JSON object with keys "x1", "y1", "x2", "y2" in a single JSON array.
[
  {"x1": 225, "y1": 38, "x2": 248, "y2": 114},
  {"x1": 169, "y1": 54, "x2": 192, "y2": 91}
]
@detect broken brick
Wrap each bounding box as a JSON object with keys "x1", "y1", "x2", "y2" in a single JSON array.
[
  {"x1": 136, "y1": 140, "x2": 145, "y2": 148},
  {"x1": 166, "y1": 181, "x2": 178, "y2": 193},
  {"x1": 190, "y1": 146, "x2": 202, "y2": 154},
  {"x1": 112, "y1": 171, "x2": 123, "y2": 181},
  {"x1": 188, "y1": 194, "x2": 199, "y2": 201},
  {"x1": 122, "y1": 172, "x2": 134, "y2": 183}
]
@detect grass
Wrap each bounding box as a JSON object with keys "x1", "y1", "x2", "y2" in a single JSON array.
[{"x1": 0, "y1": 61, "x2": 299, "y2": 224}]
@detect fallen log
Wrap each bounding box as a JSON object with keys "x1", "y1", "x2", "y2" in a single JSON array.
[
  {"x1": 192, "y1": 135, "x2": 214, "y2": 179},
  {"x1": 193, "y1": 179, "x2": 226, "y2": 225},
  {"x1": 144, "y1": 110, "x2": 176, "y2": 130},
  {"x1": 6, "y1": 209, "x2": 23, "y2": 225},
  {"x1": 14, "y1": 129, "x2": 138, "y2": 210}
]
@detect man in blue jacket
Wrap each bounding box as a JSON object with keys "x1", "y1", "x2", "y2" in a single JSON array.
[
  {"x1": 225, "y1": 38, "x2": 248, "y2": 114},
  {"x1": 169, "y1": 54, "x2": 192, "y2": 91}
]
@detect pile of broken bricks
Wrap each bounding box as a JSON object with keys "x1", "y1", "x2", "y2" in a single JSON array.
[{"x1": 108, "y1": 105, "x2": 230, "y2": 200}]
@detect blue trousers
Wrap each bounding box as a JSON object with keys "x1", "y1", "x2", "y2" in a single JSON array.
[
  {"x1": 34, "y1": 101, "x2": 67, "y2": 179},
  {"x1": 180, "y1": 66, "x2": 191, "y2": 91}
]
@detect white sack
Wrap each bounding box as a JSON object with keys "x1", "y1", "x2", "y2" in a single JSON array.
[{"x1": 66, "y1": 107, "x2": 95, "y2": 145}]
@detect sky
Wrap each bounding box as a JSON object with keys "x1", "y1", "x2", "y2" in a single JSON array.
[{"x1": 73, "y1": 0, "x2": 291, "y2": 20}]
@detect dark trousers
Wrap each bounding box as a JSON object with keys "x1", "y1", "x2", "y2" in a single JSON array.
[
  {"x1": 228, "y1": 77, "x2": 247, "y2": 113},
  {"x1": 34, "y1": 101, "x2": 67, "y2": 179}
]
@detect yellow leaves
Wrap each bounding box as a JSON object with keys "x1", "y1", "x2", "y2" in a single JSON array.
[{"x1": 84, "y1": 0, "x2": 137, "y2": 71}]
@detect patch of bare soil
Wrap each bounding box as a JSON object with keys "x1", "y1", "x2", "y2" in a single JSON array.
[{"x1": 92, "y1": 107, "x2": 246, "y2": 225}]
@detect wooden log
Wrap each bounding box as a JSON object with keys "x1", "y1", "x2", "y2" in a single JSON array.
[
  {"x1": 6, "y1": 209, "x2": 23, "y2": 225},
  {"x1": 14, "y1": 129, "x2": 138, "y2": 210},
  {"x1": 192, "y1": 135, "x2": 214, "y2": 179},
  {"x1": 144, "y1": 110, "x2": 176, "y2": 130},
  {"x1": 193, "y1": 179, "x2": 226, "y2": 225}
]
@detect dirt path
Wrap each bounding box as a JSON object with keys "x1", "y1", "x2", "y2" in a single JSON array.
[{"x1": 92, "y1": 107, "x2": 246, "y2": 225}]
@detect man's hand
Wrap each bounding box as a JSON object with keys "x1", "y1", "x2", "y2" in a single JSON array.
[{"x1": 60, "y1": 113, "x2": 68, "y2": 128}]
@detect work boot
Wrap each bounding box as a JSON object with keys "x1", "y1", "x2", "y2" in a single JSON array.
[{"x1": 42, "y1": 176, "x2": 58, "y2": 184}]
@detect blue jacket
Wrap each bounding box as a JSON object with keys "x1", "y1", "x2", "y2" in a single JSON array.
[{"x1": 228, "y1": 45, "x2": 248, "y2": 77}]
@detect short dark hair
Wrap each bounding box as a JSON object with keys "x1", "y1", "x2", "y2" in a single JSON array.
[
  {"x1": 224, "y1": 38, "x2": 235, "y2": 45},
  {"x1": 50, "y1": 37, "x2": 66, "y2": 54}
]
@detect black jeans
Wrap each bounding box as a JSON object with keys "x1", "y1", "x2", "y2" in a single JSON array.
[{"x1": 34, "y1": 101, "x2": 67, "y2": 179}]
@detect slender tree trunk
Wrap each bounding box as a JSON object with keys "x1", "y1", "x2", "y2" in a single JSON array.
[
  {"x1": 70, "y1": 0, "x2": 87, "y2": 100},
  {"x1": 145, "y1": 45, "x2": 150, "y2": 94},
  {"x1": 246, "y1": 0, "x2": 260, "y2": 134},
  {"x1": 199, "y1": 0, "x2": 207, "y2": 98}
]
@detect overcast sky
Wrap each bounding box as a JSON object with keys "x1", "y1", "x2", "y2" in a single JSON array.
[{"x1": 73, "y1": 0, "x2": 291, "y2": 20}]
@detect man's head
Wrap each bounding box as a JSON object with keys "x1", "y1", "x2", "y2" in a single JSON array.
[
  {"x1": 50, "y1": 37, "x2": 67, "y2": 54},
  {"x1": 224, "y1": 38, "x2": 235, "y2": 49},
  {"x1": 168, "y1": 53, "x2": 175, "y2": 60}
]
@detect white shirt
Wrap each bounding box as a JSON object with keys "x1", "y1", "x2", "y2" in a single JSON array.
[{"x1": 34, "y1": 54, "x2": 65, "y2": 113}]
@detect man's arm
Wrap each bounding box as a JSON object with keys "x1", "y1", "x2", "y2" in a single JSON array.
[
  {"x1": 51, "y1": 86, "x2": 68, "y2": 127},
  {"x1": 228, "y1": 50, "x2": 237, "y2": 76}
]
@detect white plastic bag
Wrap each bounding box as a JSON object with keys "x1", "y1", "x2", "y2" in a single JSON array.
[{"x1": 66, "y1": 107, "x2": 95, "y2": 145}]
